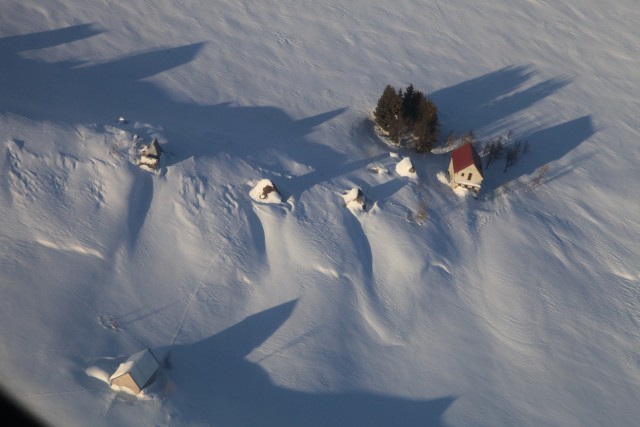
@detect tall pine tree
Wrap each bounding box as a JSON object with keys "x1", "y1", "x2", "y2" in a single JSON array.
[
  {"x1": 402, "y1": 84, "x2": 422, "y2": 124},
  {"x1": 374, "y1": 84, "x2": 440, "y2": 151},
  {"x1": 412, "y1": 96, "x2": 440, "y2": 153},
  {"x1": 373, "y1": 85, "x2": 403, "y2": 134}
]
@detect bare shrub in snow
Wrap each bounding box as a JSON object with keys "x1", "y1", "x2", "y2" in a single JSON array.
[
  {"x1": 528, "y1": 165, "x2": 550, "y2": 190},
  {"x1": 504, "y1": 140, "x2": 522, "y2": 172},
  {"x1": 483, "y1": 136, "x2": 505, "y2": 170}
]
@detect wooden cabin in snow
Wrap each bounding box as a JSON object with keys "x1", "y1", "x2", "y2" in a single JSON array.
[
  {"x1": 138, "y1": 139, "x2": 162, "y2": 171},
  {"x1": 109, "y1": 348, "x2": 160, "y2": 395},
  {"x1": 448, "y1": 142, "x2": 484, "y2": 194}
]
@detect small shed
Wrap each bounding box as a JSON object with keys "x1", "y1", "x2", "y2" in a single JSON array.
[
  {"x1": 138, "y1": 139, "x2": 162, "y2": 170},
  {"x1": 109, "y1": 348, "x2": 160, "y2": 395},
  {"x1": 343, "y1": 187, "x2": 366, "y2": 211},
  {"x1": 249, "y1": 179, "x2": 282, "y2": 203},
  {"x1": 448, "y1": 142, "x2": 484, "y2": 194}
]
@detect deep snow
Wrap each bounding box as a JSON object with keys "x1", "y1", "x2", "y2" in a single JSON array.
[{"x1": 1, "y1": 1, "x2": 639, "y2": 426}]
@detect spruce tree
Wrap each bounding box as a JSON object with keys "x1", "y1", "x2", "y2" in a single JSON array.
[
  {"x1": 374, "y1": 83, "x2": 440, "y2": 152},
  {"x1": 402, "y1": 84, "x2": 422, "y2": 124},
  {"x1": 412, "y1": 96, "x2": 440, "y2": 153},
  {"x1": 374, "y1": 85, "x2": 403, "y2": 134}
]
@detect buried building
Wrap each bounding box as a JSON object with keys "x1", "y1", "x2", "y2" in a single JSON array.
[
  {"x1": 343, "y1": 187, "x2": 367, "y2": 211},
  {"x1": 249, "y1": 179, "x2": 282, "y2": 203},
  {"x1": 109, "y1": 348, "x2": 160, "y2": 395},
  {"x1": 138, "y1": 138, "x2": 163, "y2": 171}
]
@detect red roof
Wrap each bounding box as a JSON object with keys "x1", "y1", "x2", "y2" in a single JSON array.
[{"x1": 451, "y1": 143, "x2": 483, "y2": 175}]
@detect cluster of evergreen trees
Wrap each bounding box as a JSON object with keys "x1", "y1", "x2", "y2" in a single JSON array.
[{"x1": 373, "y1": 84, "x2": 440, "y2": 153}]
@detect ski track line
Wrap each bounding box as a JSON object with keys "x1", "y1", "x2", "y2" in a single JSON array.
[
  {"x1": 4, "y1": 112, "x2": 83, "y2": 138},
  {"x1": 169, "y1": 221, "x2": 246, "y2": 347},
  {"x1": 22, "y1": 388, "x2": 104, "y2": 400}
]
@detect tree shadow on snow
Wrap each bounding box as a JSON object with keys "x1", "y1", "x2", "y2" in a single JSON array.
[
  {"x1": 0, "y1": 25, "x2": 357, "y2": 260},
  {"x1": 125, "y1": 163, "x2": 154, "y2": 249},
  {"x1": 428, "y1": 65, "x2": 595, "y2": 196},
  {"x1": 283, "y1": 153, "x2": 387, "y2": 200},
  {"x1": 365, "y1": 178, "x2": 409, "y2": 204},
  {"x1": 0, "y1": 25, "x2": 202, "y2": 126},
  {"x1": 183, "y1": 105, "x2": 347, "y2": 170},
  {"x1": 155, "y1": 300, "x2": 454, "y2": 427},
  {"x1": 430, "y1": 65, "x2": 572, "y2": 135},
  {"x1": 0, "y1": 25, "x2": 348, "y2": 175},
  {"x1": 482, "y1": 115, "x2": 596, "y2": 194}
]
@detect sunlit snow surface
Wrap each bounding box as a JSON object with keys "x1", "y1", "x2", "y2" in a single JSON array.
[{"x1": 1, "y1": 1, "x2": 639, "y2": 426}]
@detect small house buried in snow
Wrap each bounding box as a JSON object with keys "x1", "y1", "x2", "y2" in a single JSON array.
[
  {"x1": 448, "y1": 142, "x2": 484, "y2": 194},
  {"x1": 249, "y1": 179, "x2": 282, "y2": 203},
  {"x1": 343, "y1": 187, "x2": 366, "y2": 211},
  {"x1": 109, "y1": 348, "x2": 160, "y2": 395},
  {"x1": 138, "y1": 138, "x2": 162, "y2": 171}
]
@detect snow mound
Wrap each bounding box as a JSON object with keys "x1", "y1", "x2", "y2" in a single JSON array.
[
  {"x1": 342, "y1": 187, "x2": 366, "y2": 211},
  {"x1": 368, "y1": 163, "x2": 390, "y2": 174},
  {"x1": 250, "y1": 179, "x2": 282, "y2": 203},
  {"x1": 85, "y1": 366, "x2": 110, "y2": 384},
  {"x1": 436, "y1": 171, "x2": 450, "y2": 185},
  {"x1": 395, "y1": 157, "x2": 416, "y2": 177},
  {"x1": 453, "y1": 186, "x2": 474, "y2": 199},
  {"x1": 430, "y1": 138, "x2": 465, "y2": 154}
]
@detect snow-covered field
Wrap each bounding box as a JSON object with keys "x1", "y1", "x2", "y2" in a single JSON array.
[{"x1": 1, "y1": 1, "x2": 639, "y2": 426}]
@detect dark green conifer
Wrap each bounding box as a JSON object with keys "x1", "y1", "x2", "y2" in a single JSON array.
[
  {"x1": 412, "y1": 96, "x2": 440, "y2": 153},
  {"x1": 373, "y1": 85, "x2": 403, "y2": 133},
  {"x1": 402, "y1": 84, "x2": 422, "y2": 123},
  {"x1": 374, "y1": 83, "x2": 440, "y2": 152}
]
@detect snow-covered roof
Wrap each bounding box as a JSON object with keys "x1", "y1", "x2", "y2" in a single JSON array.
[
  {"x1": 343, "y1": 187, "x2": 366, "y2": 211},
  {"x1": 141, "y1": 139, "x2": 162, "y2": 158},
  {"x1": 249, "y1": 179, "x2": 282, "y2": 203},
  {"x1": 109, "y1": 348, "x2": 159, "y2": 389}
]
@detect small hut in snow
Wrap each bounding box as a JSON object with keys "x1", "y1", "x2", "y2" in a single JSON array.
[
  {"x1": 138, "y1": 139, "x2": 162, "y2": 171},
  {"x1": 249, "y1": 179, "x2": 282, "y2": 203},
  {"x1": 448, "y1": 142, "x2": 484, "y2": 194},
  {"x1": 109, "y1": 348, "x2": 160, "y2": 395},
  {"x1": 343, "y1": 187, "x2": 366, "y2": 211}
]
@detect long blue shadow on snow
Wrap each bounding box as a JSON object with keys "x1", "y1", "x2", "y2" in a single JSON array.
[
  {"x1": 183, "y1": 106, "x2": 347, "y2": 171},
  {"x1": 126, "y1": 166, "x2": 153, "y2": 249},
  {"x1": 0, "y1": 26, "x2": 347, "y2": 180},
  {"x1": 482, "y1": 115, "x2": 595, "y2": 192},
  {"x1": 158, "y1": 300, "x2": 454, "y2": 427},
  {"x1": 0, "y1": 23, "x2": 103, "y2": 54},
  {"x1": 365, "y1": 177, "x2": 408, "y2": 204},
  {"x1": 237, "y1": 196, "x2": 267, "y2": 258},
  {"x1": 0, "y1": 25, "x2": 204, "y2": 125},
  {"x1": 283, "y1": 153, "x2": 387, "y2": 200},
  {"x1": 341, "y1": 209, "x2": 375, "y2": 293},
  {"x1": 430, "y1": 65, "x2": 572, "y2": 135}
]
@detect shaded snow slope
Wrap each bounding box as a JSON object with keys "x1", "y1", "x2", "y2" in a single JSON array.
[{"x1": 1, "y1": 1, "x2": 639, "y2": 427}]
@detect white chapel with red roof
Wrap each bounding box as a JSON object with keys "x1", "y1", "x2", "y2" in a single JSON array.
[{"x1": 448, "y1": 142, "x2": 484, "y2": 195}]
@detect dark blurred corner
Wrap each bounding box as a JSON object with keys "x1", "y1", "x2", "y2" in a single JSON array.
[{"x1": 0, "y1": 388, "x2": 49, "y2": 427}]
